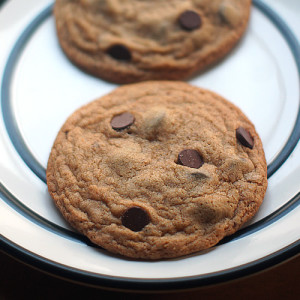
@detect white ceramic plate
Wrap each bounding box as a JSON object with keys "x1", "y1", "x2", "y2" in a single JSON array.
[{"x1": 0, "y1": 0, "x2": 299, "y2": 291}]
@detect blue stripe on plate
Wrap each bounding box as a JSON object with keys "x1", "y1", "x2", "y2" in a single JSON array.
[
  {"x1": 0, "y1": 224, "x2": 299, "y2": 291},
  {"x1": 0, "y1": 182, "x2": 96, "y2": 246}
]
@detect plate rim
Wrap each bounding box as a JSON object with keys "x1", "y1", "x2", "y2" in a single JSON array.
[
  {"x1": 0, "y1": 0, "x2": 300, "y2": 291},
  {"x1": 1, "y1": 234, "x2": 299, "y2": 291}
]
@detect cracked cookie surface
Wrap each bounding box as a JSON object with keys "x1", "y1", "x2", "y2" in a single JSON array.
[
  {"x1": 46, "y1": 81, "x2": 267, "y2": 259},
  {"x1": 54, "y1": 0, "x2": 252, "y2": 83}
]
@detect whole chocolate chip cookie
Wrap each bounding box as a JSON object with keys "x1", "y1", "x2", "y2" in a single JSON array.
[
  {"x1": 54, "y1": 0, "x2": 252, "y2": 83},
  {"x1": 46, "y1": 81, "x2": 267, "y2": 259}
]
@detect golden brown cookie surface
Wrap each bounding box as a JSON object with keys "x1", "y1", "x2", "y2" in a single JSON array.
[
  {"x1": 46, "y1": 81, "x2": 267, "y2": 259},
  {"x1": 54, "y1": 0, "x2": 252, "y2": 83}
]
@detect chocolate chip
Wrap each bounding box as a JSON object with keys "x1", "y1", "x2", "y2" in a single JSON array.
[
  {"x1": 236, "y1": 127, "x2": 254, "y2": 149},
  {"x1": 111, "y1": 112, "x2": 135, "y2": 131},
  {"x1": 121, "y1": 206, "x2": 150, "y2": 232},
  {"x1": 177, "y1": 149, "x2": 204, "y2": 169},
  {"x1": 107, "y1": 44, "x2": 131, "y2": 61},
  {"x1": 179, "y1": 10, "x2": 202, "y2": 31}
]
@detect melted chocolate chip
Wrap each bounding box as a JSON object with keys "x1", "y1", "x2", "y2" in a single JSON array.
[
  {"x1": 111, "y1": 112, "x2": 135, "y2": 131},
  {"x1": 107, "y1": 44, "x2": 131, "y2": 61},
  {"x1": 177, "y1": 149, "x2": 204, "y2": 169},
  {"x1": 236, "y1": 127, "x2": 254, "y2": 149},
  {"x1": 121, "y1": 206, "x2": 150, "y2": 232},
  {"x1": 179, "y1": 10, "x2": 202, "y2": 31}
]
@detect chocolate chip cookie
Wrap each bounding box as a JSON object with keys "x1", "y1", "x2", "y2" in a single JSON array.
[
  {"x1": 46, "y1": 81, "x2": 267, "y2": 259},
  {"x1": 54, "y1": 0, "x2": 252, "y2": 83}
]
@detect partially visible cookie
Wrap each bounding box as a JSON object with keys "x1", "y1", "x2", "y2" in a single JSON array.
[
  {"x1": 54, "y1": 0, "x2": 252, "y2": 83},
  {"x1": 46, "y1": 81, "x2": 267, "y2": 259}
]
